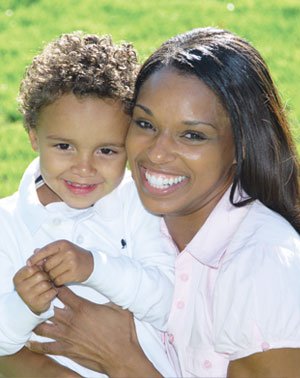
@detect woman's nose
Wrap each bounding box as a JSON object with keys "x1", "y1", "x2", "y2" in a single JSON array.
[{"x1": 146, "y1": 134, "x2": 176, "y2": 164}]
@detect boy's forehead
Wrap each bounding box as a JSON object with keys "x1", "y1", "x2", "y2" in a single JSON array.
[{"x1": 35, "y1": 93, "x2": 130, "y2": 141}]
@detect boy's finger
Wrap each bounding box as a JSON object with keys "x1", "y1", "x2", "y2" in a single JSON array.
[
  {"x1": 14, "y1": 265, "x2": 41, "y2": 281},
  {"x1": 50, "y1": 270, "x2": 71, "y2": 286},
  {"x1": 47, "y1": 265, "x2": 68, "y2": 285},
  {"x1": 38, "y1": 287, "x2": 58, "y2": 303},
  {"x1": 27, "y1": 245, "x2": 60, "y2": 266},
  {"x1": 43, "y1": 254, "x2": 63, "y2": 273},
  {"x1": 24, "y1": 270, "x2": 52, "y2": 291}
]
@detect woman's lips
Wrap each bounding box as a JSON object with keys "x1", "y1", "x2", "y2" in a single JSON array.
[{"x1": 141, "y1": 168, "x2": 188, "y2": 195}]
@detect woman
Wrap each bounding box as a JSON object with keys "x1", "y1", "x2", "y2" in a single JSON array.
[{"x1": 19, "y1": 27, "x2": 300, "y2": 377}]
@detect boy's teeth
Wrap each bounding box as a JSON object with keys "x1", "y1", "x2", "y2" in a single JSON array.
[
  {"x1": 145, "y1": 171, "x2": 186, "y2": 189},
  {"x1": 67, "y1": 181, "x2": 91, "y2": 188}
]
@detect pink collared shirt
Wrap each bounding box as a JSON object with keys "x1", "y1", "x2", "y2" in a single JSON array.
[{"x1": 161, "y1": 189, "x2": 300, "y2": 377}]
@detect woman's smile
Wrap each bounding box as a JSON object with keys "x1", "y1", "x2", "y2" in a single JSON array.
[
  {"x1": 126, "y1": 67, "x2": 236, "y2": 222},
  {"x1": 141, "y1": 166, "x2": 189, "y2": 194}
]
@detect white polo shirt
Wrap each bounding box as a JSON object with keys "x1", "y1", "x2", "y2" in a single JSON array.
[{"x1": 0, "y1": 158, "x2": 177, "y2": 377}]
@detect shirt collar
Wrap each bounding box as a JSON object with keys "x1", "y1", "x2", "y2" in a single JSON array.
[
  {"x1": 17, "y1": 157, "x2": 93, "y2": 234},
  {"x1": 161, "y1": 187, "x2": 251, "y2": 268},
  {"x1": 93, "y1": 185, "x2": 121, "y2": 220}
]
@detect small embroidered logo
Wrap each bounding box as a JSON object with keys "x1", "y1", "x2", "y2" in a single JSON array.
[{"x1": 121, "y1": 239, "x2": 127, "y2": 249}]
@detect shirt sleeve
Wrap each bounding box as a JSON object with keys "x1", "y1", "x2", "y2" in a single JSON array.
[
  {"x1": 84, "y1": 181, "x2": 175, "y2": 330},
  {"x1": 0, "y1": 246, "x2": 54, "y2": 356},
  {"x1": 213, "y1": 236, "x2": 300, "y2": 360}
]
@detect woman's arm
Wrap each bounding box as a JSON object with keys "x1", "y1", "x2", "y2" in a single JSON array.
[
  {"x1": 227, "y1": 348, "x2": 300, "y2": 378},
  {"x1": 27, "y1": 287, "x2": 162, "y2": 378},
  {"x1": 0, "y1": 347, "x2": 81, "y2": 378}
]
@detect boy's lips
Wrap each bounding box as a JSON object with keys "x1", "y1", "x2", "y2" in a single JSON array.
[{"x1": 64, "y1": 180, "x2": 98, "y2": 194}]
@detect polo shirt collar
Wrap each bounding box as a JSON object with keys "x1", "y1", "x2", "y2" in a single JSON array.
[
  {"x1": 93, "y1": 170, "x2": 133, "y2": 221},
  {"x1": 17, "y1": 157, "x2": 48, "y2": 234},
  {"x1": 161, "y1": 187, "x2": 251, "y2": 268},
  {"x1": 18, "y1": 158, "x2": 93, "y2": 234},
  {"x1": 93, "y1": 186, "x2": 121, "y2": 220}
]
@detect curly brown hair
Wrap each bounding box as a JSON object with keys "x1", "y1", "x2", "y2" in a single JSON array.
[{"x1": 18, "y1": 31, "x2": 139, "y2": 131}]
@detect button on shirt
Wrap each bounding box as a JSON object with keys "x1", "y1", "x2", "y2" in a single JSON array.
[
  {"x1": 162, "y1": 188, "x2": 300, "y2": 378},
  {"x1": 0, "y1": 158, "x2": 176, "y2": 378}
]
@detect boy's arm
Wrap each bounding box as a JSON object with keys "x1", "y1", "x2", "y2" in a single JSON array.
[
  {"x1": 27, "y1": 288, "x2": 162, "y2": 378},
  {"x1": 0, "y1": 250, "x2": 53, "y2": 356},
  {"x1": 14, "y1": 264, "x2": 57, "y2": 315},
  {"x1": 0, "y1": 347, "x2": 81, "y2": 378},
  {"x1": 84, "y1": 182, "x2": 175, "y2": 330},
  {"x1": 27, "y1": 235, "x2": 174, "y2": 331},
  {"x1": 25, "y1": 182, "x2": 174, "y2": 331}
]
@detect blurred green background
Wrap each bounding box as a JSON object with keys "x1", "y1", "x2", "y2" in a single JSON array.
[{"x1": 0, "y1": 0, "x2": 299, "y2": 197}]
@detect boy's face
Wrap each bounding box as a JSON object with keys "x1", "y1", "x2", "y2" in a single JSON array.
[{"x1": 29, "y1": 93, "x2": 129, "y2": 209}]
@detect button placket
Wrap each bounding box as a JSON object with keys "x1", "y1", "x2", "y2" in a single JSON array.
[
  {"x1": 76, "y1": 235, "x2": 84, "y2": 244},
  {"x1": 52, "y1": 218, "x2": 61, "y2": 226},
  {"x1": 203, "y1": 359, "x2": 212, "y2": 369}
]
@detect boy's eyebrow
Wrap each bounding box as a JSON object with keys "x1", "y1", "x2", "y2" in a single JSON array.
[
  {"x1": 134, "y1": 103, "x2": 216, "y2": 129},
  {"x1": 46, "y1": 135, "x2": 125, "y2": 147},
  {"x1": 46, "y1": 135, "x2": 74, "y2": 142}
]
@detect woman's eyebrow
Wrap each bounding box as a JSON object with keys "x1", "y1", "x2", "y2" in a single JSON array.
[
  {"x1": 183, "y1": 119, "x2": 216, "y2": 129},
  {"x1": 135, "y1": 103, "x2": 216, "y2": 129},
  {"x1": 134, "y1": 103, "x2": 153, "y2": 116}
]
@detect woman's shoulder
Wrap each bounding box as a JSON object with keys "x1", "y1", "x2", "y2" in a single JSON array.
[
  {"x1": 218, "y1": 200, "x2": 300, "y2": 305},
  {"x1": 214, "y1": 201, "x2": 300, "y2": 359},
  {"x1": 226, "y1": 200, "x2": 299, "y2": 262}
]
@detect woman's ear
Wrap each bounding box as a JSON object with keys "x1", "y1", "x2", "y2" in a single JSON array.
[{"x1": 28, "y1": 129, "x2": 39, "y2": 152}]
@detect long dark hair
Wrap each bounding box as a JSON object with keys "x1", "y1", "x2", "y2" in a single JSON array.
[{"x1": 133, "y1": 27, "x2": 300, "y2": 233}]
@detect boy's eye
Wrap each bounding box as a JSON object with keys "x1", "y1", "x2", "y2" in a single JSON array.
[
  {"x1": 99, "y1": 148, "x2": 115, "y2": 155},
  {"x1": 55, "y1": 143, "x2": 71, "y2": 150}
]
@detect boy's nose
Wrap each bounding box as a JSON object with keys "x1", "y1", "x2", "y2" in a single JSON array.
[{"x1": 71, "y1": 156, "x2": 97, "y2": 177}]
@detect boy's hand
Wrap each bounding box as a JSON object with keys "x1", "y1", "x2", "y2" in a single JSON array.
[
  {"x1": 27, "y1": 240, "x2": 94, "y2": 286},
  {"x1": 13, "y1": 265, "x2": 57, "y2": 315}
]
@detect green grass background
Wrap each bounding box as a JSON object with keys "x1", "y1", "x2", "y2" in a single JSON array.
[{"x1": 0, "y1": 0, "x2": 299, "y2": 198}]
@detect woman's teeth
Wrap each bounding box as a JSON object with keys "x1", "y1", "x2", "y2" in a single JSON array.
[{"x1": 145, "y1": 171, "x2": 186, "y2": 189}]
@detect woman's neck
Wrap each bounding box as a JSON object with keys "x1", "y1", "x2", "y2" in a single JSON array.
[
  {"x1": 164, "y1": 186, "x2": 229, "y2": 251},
  {"x1": 165, "y1": 214, "x2": 205, "y2": 252}
]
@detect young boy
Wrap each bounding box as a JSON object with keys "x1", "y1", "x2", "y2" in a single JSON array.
[{"x1": 0, "y1": 32, "x2": 176, "y2": 378}]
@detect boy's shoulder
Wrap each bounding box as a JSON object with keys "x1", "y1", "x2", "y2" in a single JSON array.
[
  {"x1": 0, "y1": 191, "x2": 19, "y2": 217},
  {"x1": 0, "y1": 158, "x2": 38, "y2": 221},
  {"x1": 113, "y1": 169, "x2": 138, "y2": 201},
  {"x1": 0, "y1": 192, "x2": 24, "y2": 244}
]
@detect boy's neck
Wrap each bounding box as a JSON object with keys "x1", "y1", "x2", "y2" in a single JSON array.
[{"x1": 36, "y1": 183, "x2": 62, "y2": 206}]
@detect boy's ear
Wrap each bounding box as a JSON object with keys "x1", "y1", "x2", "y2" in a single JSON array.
[{"x1": 28, "y1": 129, "x2": 39, "y2": 151}]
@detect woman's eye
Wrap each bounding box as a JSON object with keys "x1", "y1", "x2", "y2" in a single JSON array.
[
  {"x1": 183, "y1": 131, "x2": 207, "y2": 141},
  {"x1": 134, "y1": 120, "x2": 154, "y2": 130},
  {"x1": 55, "y1": 143, "x2": 71, "y2": 150}
]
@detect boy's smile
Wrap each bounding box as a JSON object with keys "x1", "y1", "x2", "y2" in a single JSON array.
[{"x1": 29, "y1": 93, "x2": 130, "y2": 209}]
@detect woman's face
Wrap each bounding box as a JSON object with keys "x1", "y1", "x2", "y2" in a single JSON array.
[{"x1": 126, "y1": 67, "x2": 236, "y2": 221}]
